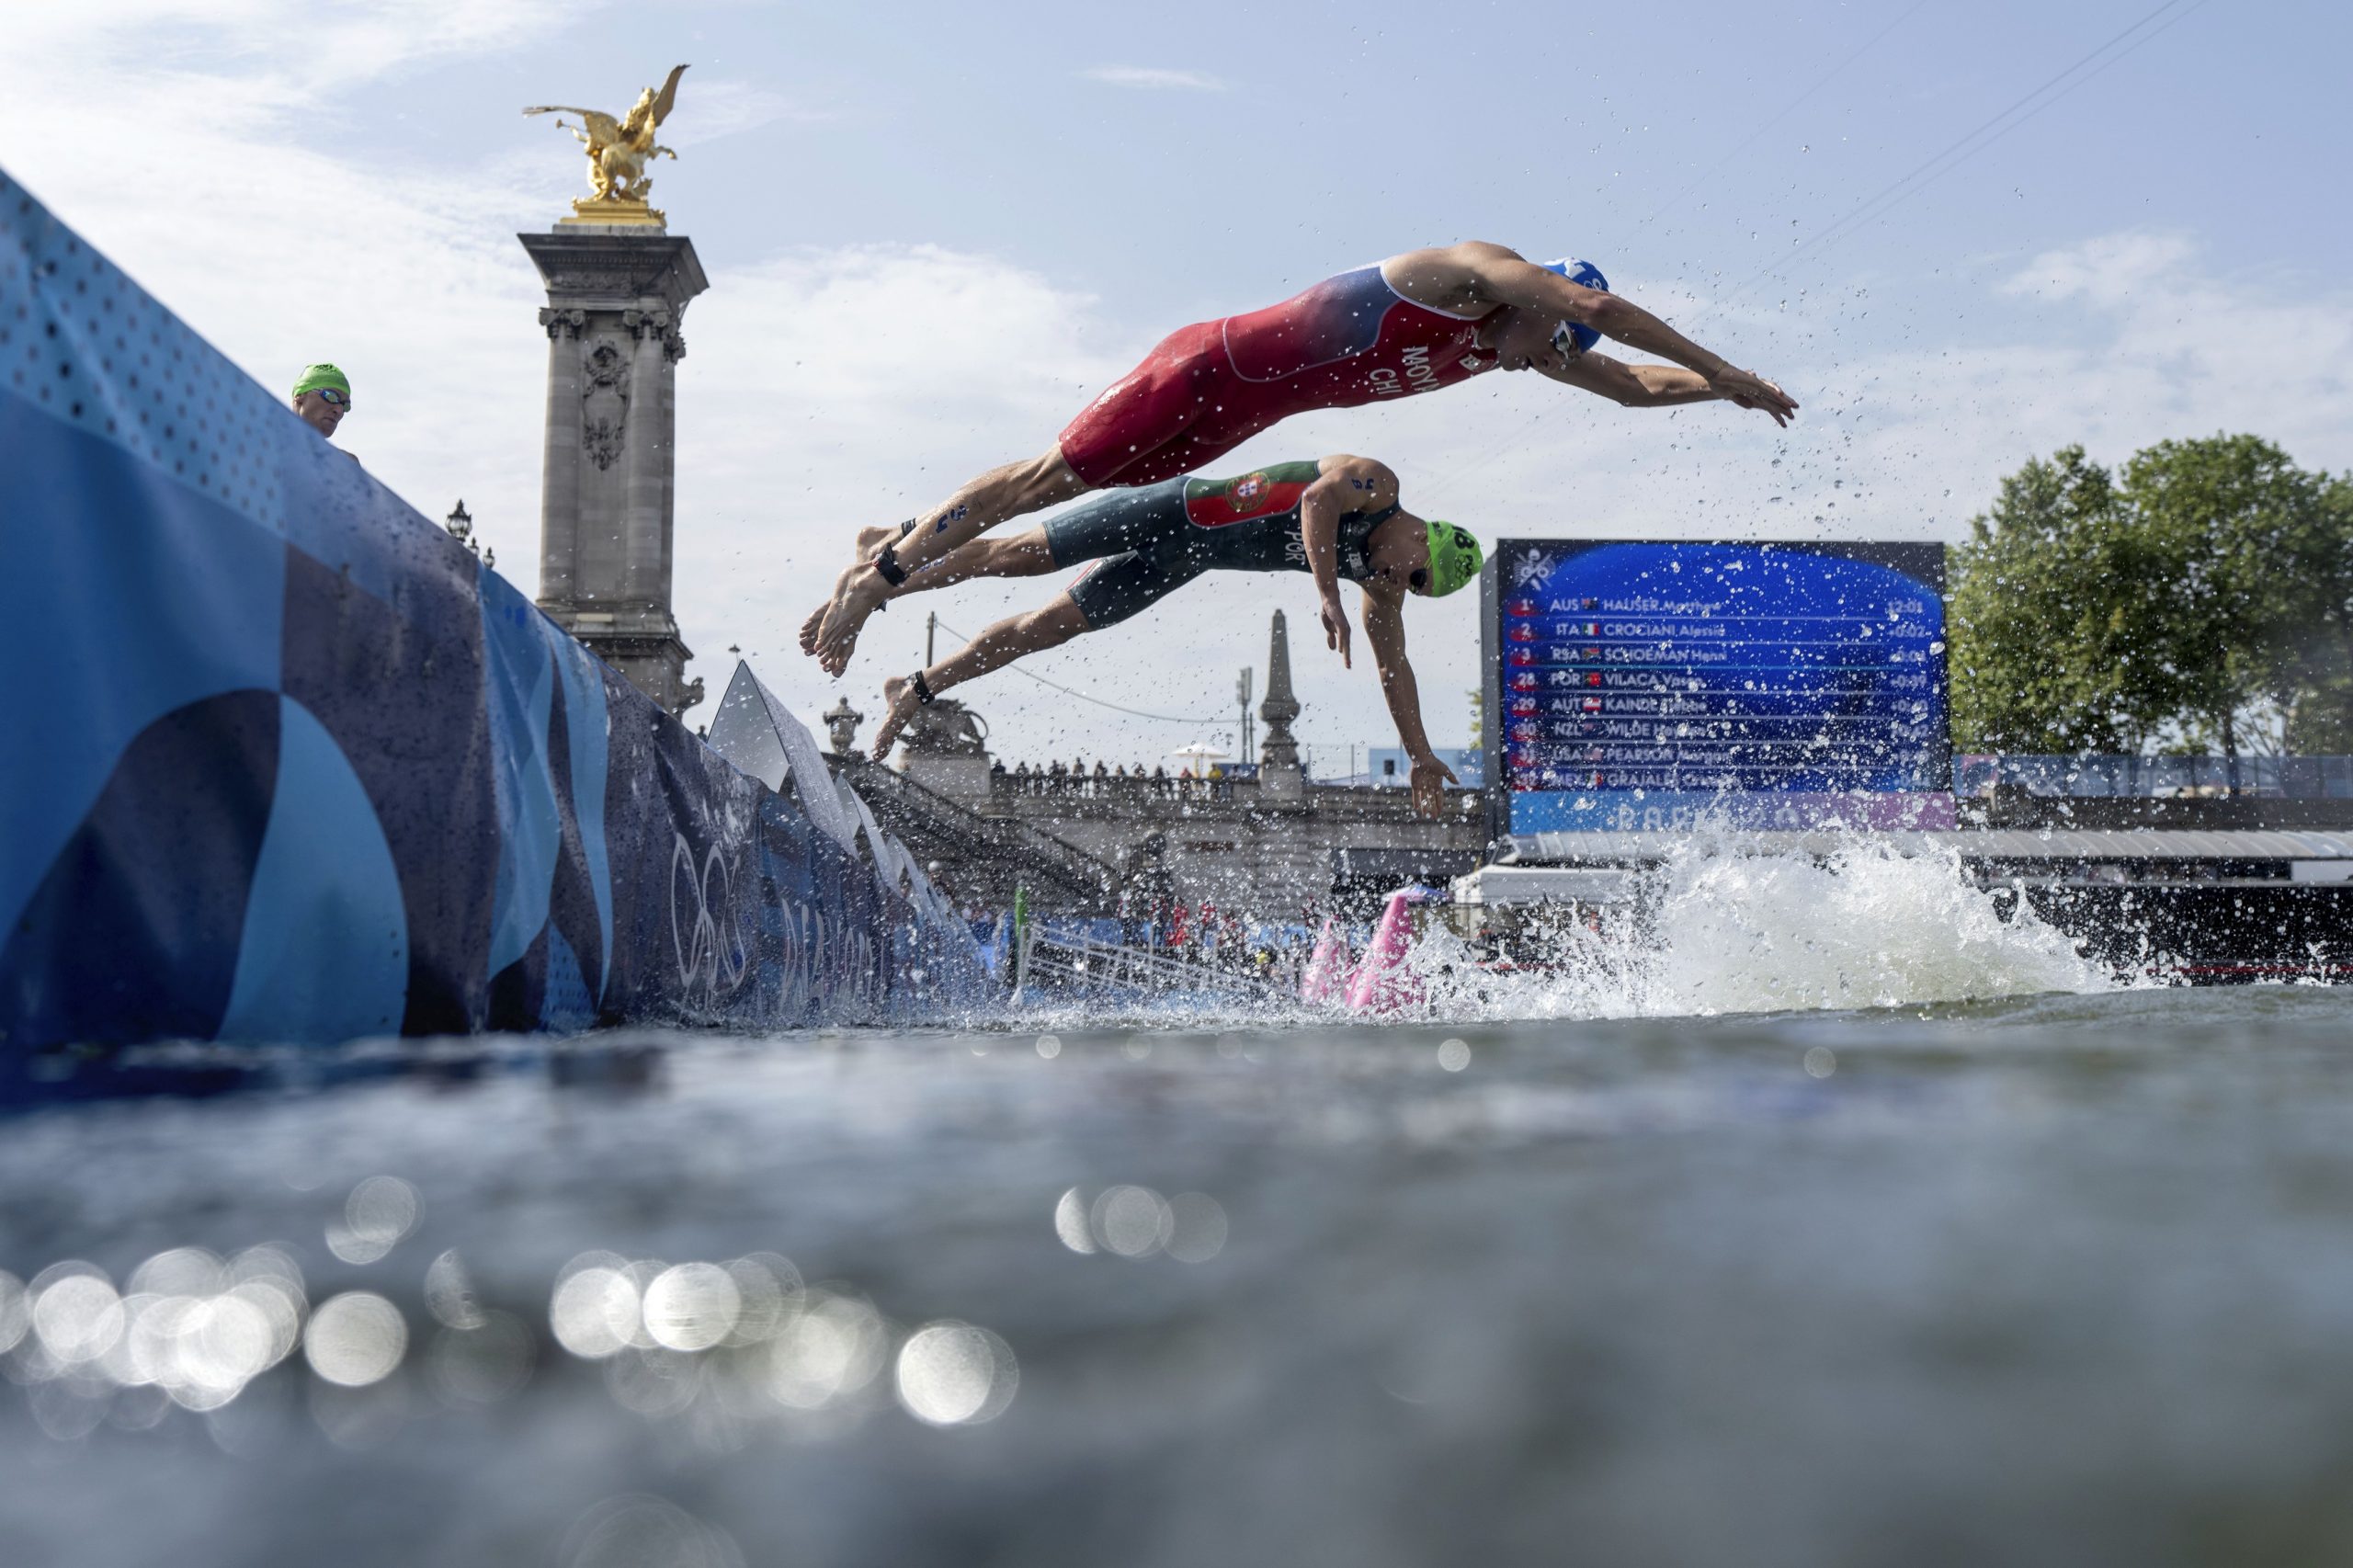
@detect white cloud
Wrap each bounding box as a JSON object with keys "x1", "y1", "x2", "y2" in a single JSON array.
[
  {"x1": 665, "y1": 79, "x2": 835, "y2": 148},
  {"x1": 11, "y1": 0, "x2": 574, "y2": 98},
  {"x1": 1998, "y1": 231, "x2": 2196, "y2": 309},
  {"x1": 1079, "y1": 65, "x2": 1230, "y2": 93}
]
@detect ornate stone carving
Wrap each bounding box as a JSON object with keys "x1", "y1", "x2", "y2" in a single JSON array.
[
  {"x1": 585, "y1": 341, "x2": 628, "y2": 389},
  {"x1": 623, "y1": 306, "x2": 687, "y2": 362},
  {"x1": 539, "y1": 306, "x2": 588, "y2": 339},
  {"x1": 824, "y1": 696, "x2": 865, "y2": 754},
  {"x1": 584, "y1": 416, "x2": 623, "y2": 471},
  {"x1": 580, "y1": 339, "x2": 629, "y2": 470},
  {"x1": 901, "y1": 698, "x2": 990, "y2": 758}
]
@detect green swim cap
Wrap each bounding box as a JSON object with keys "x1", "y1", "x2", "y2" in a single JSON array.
[
  {"x1": 1423, "y1": 519, "x2": 1483, "y2": 597},
  {"x1": 291, "y1": 363, "x2": 349, "y2": 400}
]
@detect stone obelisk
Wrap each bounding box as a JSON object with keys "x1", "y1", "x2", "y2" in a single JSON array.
[
  {"x1": 519, "y1": 67, "x2": 705, "y2": 717},
  {"x1": 1258, "y1": 608, "x2": 1304, "y2": 800}
]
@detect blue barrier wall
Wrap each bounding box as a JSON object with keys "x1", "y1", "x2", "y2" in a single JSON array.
[{"x1": 0, "y1": 168, "x2": 985, "y2": 1051}]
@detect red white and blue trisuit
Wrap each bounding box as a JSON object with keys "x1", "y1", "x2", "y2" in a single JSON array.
[{"x1": 1057, "y1": 265, "x2": 1495, "y2": 487}]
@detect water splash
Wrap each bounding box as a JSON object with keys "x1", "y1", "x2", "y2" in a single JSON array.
[{"x1": 1410, "y1": 834, "x2": 2120, "y2": 1020}]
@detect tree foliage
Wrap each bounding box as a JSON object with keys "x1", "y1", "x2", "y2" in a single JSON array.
[{"x1": 1949, "y1": 436, "x2": 2353, "y2": 756}]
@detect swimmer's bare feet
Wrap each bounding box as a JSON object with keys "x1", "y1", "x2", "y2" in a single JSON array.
[
  {"x1": 870, "y1": 675, "x2": 924, "y2": 760},
  {"x1": 799, "y1": 525, "x2": 905, "y2": 660},
  {"x1": 812, "y1": 565, "x2": 890, "y2": 676},
  {"x1": 801, "y1": 557, "x2": 862, "y2": 658}
]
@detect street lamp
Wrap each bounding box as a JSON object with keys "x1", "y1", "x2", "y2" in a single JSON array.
[
  {"x1": 1234, "y1": 666, "x2": 1255, "y2": 764},
  {"x1": 445, "y1": 500, "x2": 494, "y2": 569}
]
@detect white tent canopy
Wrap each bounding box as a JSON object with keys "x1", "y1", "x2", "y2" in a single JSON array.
[{"x1": 1165, "y1": 742, "x2": 1229, "y2": 776}]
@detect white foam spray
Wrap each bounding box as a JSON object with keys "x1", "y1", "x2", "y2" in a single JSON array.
[{"x1": 1409, "y1": 835, "x2": 2120, "y2": 1021}]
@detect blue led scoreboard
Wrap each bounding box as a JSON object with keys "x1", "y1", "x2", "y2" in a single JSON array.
[{"x1": 1481, "y1": 540, "x2": 1953, "y2": 835}]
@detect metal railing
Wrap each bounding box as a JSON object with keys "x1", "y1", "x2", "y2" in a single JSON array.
[
  {"x1": 1012, "y1": 922, "x2": 1275, "y2": 1000},
  {"x1": 995, "y1": 770, "x2": 1239, "y2": 803},
  {"x1": 841, "y1": 759, "x2": 1122, "y2": 905}
]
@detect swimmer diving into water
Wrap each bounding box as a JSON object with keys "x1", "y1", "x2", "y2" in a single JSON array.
[
  {"x1": 863, "y1": 454, "x2": 1476, "y2": 821},
  {"x1": 804, "y1": 241, "x2": 1797, "y2": 675}
]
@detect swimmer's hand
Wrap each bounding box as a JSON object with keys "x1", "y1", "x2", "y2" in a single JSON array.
[
  {"x1": 1319, "y1": 590, "x2": 1353, "y2": 669},
  {"x1": 1709, "y1": 368, "x2": 1798, "y2": 426},
  {"x1": 1410, "y1": 754, "x2": 1458, "y2": 821}
]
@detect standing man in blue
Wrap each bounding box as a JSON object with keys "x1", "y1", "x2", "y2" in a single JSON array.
[{"x1": 803, "y1": 243, "x2": 1797, "y2": 675}]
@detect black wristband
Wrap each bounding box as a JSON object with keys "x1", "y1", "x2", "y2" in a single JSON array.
[
  {"x1": 911, "y1": 670, "x2": 935, "y2": 704},
  {"x1": 873, "y1": 543, "x2": 909, "y2": 587},
  {"x1": 897, "y1": 517, "x2": 918, "y2": 540}
]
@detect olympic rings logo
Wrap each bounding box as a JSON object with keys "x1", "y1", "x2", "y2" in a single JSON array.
[{"x1": 670, "y1": 833, "x2": 750, "y2": 1002}]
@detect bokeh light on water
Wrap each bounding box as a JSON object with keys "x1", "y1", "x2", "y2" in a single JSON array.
[
  {"x1": 557, "y1": 1495, "x2": 744, "y2": 1568},
  {"x1": 894, "y1": 1322, "x2": 1017, "y2": 1426},
  {"x1": 765, "y1": 1290, "x2": 891, "y2": 1411},
  {"x1": 2, "y1": 1210, "x2": 1013, "y2": 1460},
  {"x1": 303, "y1": 1292, "x2": 406, "y2": 1387},
  {"x1": 6, "y1": 1246, "x2": 315, "y2": 1427},
  {"x1": 326, "y1": 1176, "x2": 422, "y2": 1265},
  {"x1": 10, "y1": 993, "x2": 2353, "y2": 1565},
  {"x1": 1055, "y1": 1186, "x2": 1227, "y2": 1261}
]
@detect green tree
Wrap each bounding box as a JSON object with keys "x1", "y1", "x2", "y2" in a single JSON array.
[
  {"x1": 2118, "y1": 435, "x2": 2347, "y2": 756},
  {"x1": 1949, "y1": 436, "x2": 2353, "y2": 759},
  {"x1": 2262, "y1": 468, "x2": 2353, "y2": 752},
  {"x1": 1949, "y1": 446, "x2": 2149, "y2": 753}
]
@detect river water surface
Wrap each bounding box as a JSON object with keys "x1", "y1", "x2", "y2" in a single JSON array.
[{"x1": 7, "y1": 983, "x2": 2353, "y2": 1568}]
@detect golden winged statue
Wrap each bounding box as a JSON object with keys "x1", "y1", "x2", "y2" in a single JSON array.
[{"x1": 525, "y1": 64, "x2": 688, "y2": 226}]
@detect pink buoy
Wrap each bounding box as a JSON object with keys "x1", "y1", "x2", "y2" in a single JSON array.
[
  {"x1": 1299, "y1": 917, "x2": 1347, "y2": 1005},
  {"x1": 1344, "y1": 885, "x2": 1442, "y2": 1015}
]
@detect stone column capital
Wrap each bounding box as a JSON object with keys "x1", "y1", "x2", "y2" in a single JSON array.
[
  {"x1": 623, "y1": 307, "x2": 687, "y2": 361},
  {"x1": 539, "y1": 306, "x2": 588, "y2": 339}
]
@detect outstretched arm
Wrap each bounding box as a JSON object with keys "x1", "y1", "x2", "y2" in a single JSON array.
[
  {"x1": 1298, "y1": 455, "x2": 1397, "y2": 668},
  {"x1": 1542, "y1": 353, "x2": 1744, "y2": 408},
  {"x1": 1458, "y1": 244, "x2": 1799, "y2": 426},
  {"x1": 1360, "y1": 587, "x2": 1457, "y2": 820}
]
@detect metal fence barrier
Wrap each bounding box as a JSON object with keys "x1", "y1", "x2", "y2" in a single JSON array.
[{"x1": 1955, "y1": 756, "x2": 2353, "y2": 800}]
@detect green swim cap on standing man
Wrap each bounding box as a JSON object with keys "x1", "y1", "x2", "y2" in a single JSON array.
[
  {"x1": 291, "y1": 363, "x2": 350, "y2": 402},
  {"x1": 1421, "y1": 519, "x2": 1483, "y2": 597}
]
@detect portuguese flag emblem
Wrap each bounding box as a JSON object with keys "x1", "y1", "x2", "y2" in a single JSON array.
[{"x1": 1183, "y1": 460, "x2": 1319, "y2": 528}]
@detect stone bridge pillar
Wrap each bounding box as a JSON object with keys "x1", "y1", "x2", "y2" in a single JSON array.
[{"x1": 521, "y1": 226, "x2": 708, "y2": 717}]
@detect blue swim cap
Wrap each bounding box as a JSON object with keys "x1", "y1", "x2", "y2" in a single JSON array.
[{"x1": 1540, "y1": 257, "x2": 1610, "y2": 353}]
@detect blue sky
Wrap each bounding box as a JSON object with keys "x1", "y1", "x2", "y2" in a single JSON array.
[{"x1": 10, "y1": 0, "x2": 2350, "y2": 767}]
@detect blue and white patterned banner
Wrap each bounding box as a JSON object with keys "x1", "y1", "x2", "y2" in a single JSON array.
[{"x1": 0, "y1": 166, "x2": 984, "y2": 1053}]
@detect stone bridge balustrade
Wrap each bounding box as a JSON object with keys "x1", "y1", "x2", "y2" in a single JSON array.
[{"x1": 871, "y1": 609, "x2": 1487, "y2": 914}]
